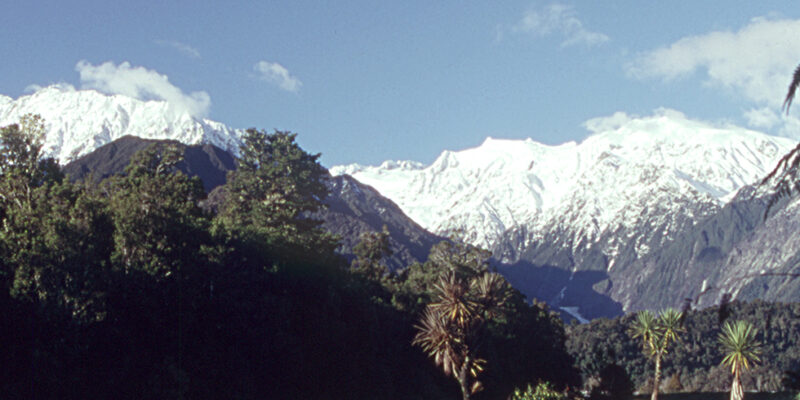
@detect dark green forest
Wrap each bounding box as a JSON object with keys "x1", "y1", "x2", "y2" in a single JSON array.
[
  {"x1": 0, "y1": 117, "x2": 577, "y2": 399},
  {"x1": 4, "y1": 115, "x2": 800, "y2": 399},
  {"x1": 568, "y1": 300, "x2": 800, "y2": 395}
]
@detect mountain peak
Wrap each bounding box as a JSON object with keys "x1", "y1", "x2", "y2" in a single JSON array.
[
  {"x1": 0, "y1": 86, "x2": 243, "y2": 164},
  {"x1": 332, "y1": 112, "x2": 797, "y2": 250}
]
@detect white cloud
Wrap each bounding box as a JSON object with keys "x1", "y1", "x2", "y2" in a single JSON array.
[
  {"x1": 514, "y1": 3, "x2": 609, "y2": 47},
  {"x1": 253, "y1": 61, "x2": 302, "y2": 92},
  {"x1": 25, "y1": 82, "x2": 77, "y2": 94},
  {"x1": 776, "y1": 115, "x2": 800, "y2": 139},
  {"x1": 583, "y1": 111, "x2": 632, "y2": 133},
  {"x1": 744, "y1": 107, "x2": 781, "y2": 129},
  {"x1": 748, "y1": 109, "x2": 800, "y2": 141},
  {"x1": 583, "y1": 108, "x2": 710, "y2": 135},
  {"x1": 155, "y1": 40, "x2": 201, "y2": 59},
  {"x1": 626, "y1": 17, "x2": 800, "y2": 108},
  {"x1": 75, "y1": 60, "x2": 211, "y2": 117},
  {"x1": 24, "y1": 84, "x2": 43, "y2": 93}
]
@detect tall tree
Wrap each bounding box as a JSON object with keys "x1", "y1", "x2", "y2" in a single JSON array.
[
  {"x1": 413, "y1": 263, "x2": 511, "y2": 400},
  {"x1": 216, "y1": 129, "x2": 337, "y2": 257},
  {"x1": 629, "y1": 308, "x2": 684, "y2": 400},
  {"x1": 718, "y1": 320, "x2": 761, "y2": 400},
  {"x1": 106, "y1": 143, "x2": 209, "y2": 280},
  {"x1": 0, "y1": 114, "x2": 61, "y2": 225},
  {"x1": 0, "y1": 115, "x2": 113, "y2": 320},
  {"x1": 351, "y1": 225, "x2": 392, "y2": 281}
]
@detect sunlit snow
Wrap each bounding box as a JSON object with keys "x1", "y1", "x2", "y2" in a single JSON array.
[
  {"x1": 331, "y1": 109, "x2": 797, "y2": 253},
  {"x1": 0, "y1": 85, "x2": 244, "y2": 164}
]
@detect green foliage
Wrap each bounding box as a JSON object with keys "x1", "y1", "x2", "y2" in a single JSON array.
[
  {"x1": 510, "y1": 382, "x2": 568, "y2": 400},
  {"x1": 411, "y1": 240, "x2": 580, "y2": 399},
  {"x1": 0, "y1": 118, "x2": 580, "y2": 399},
  {"x1": 589, "y1": 363, "x2": 634, "y2": 399},
  {"x1": 0, "y1": 115, "x2": 111, "y2": 321},
  {"x1": 216, "y1": 128, "x2": 337, "y2": 256},
  {"x1": 5, "y1": 180, "x2": 112, "y2": 320},
  {"x1": 391, "y1": 241, "x2": 580, "y2": 398},
  {"x1": 352, "y1": 225, "x2": 392, "y2": 281},
  {"x1": 106, "y1": 143, "x2": 209, "y2": 279},
  {"x1": 413, "y1": 267, "x2": 512, "y2": 399},
  {"x1": 391, "y1": 241, "x2": 492, "y2": 313},
  {"x1": 719, "y1": 320, "x2": 761, "y2": 400},
  {"x1": 0, "y1": 114, "x2": 61, "y2": 186},
  {"x1": 719, "y1": 320, "x2": 761, "y2": 376},
  {"x1": 630, "y1": 310, "x2": 658, "y2": 354},
  {"x1": 627, "y1": 308, "x2": 683, "y2": 399},
  {"x1": 569, "y1": 300, "x2": 800, "y2": 393}
]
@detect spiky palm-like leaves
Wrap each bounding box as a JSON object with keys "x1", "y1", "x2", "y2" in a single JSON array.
[
  {"x1": 428, "y1": 271, "x2": 478, "y2": 328},
  {"x1": 719, "y1": 320, "x2": 761, "y2": 400},
  {"x1": 630, "y1": 311, "x2": 658, "y2": 354},
  {"x1": 629, "y1": 309, "x2": 684, "y2": 400},
  {"x1": 413, "y1": 270, "x2": 511, "y2": 400},
  {"x1": 762, "y1": 64, "x2": 800, "y2": 214},
  {"x1": 658, "y1": 308, "x2": 683, "y2": 348},
  {"x1": 783, "y1": 63, "x2": 800, "y2": 114},
  {"x1": 415, "y1": 307, "x2": 465, "y2": 378}
]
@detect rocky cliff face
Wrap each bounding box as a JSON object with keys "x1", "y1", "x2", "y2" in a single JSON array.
[
  {"x1": 333, "y1": 111, "x2": 799, "y2": 319},
  {"x1": 321, "y1": 175, "x2": 443, "y2": 271}
]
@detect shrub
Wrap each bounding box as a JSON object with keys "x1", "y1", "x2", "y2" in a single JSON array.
[{"x1": 510, "y1": 382, "x2": 567, "y2": 400}]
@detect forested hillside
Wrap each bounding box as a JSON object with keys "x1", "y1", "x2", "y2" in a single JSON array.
[
  {"x1": 568, "y1": 300, "x2": 800, "y2": 394},
  {"x1": 0, "y1": 118, "x2": 577, "y2": 399}
]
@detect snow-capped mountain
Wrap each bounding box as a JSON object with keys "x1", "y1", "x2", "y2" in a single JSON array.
[
  {"x1": 332, "y1": 110, "x2": 799, "y2": 317},
  {"x1": 6, "y1": 85, "x2": 800, "y2": 318},
  {"x1": 0, "y1": 85, "x2": 243, "y2": 164},
  {"x1": 332, "y1": 110, "x2": 794, "y2": 255}
]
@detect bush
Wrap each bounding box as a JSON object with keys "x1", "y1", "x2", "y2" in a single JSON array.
[{"x1": 510, "y1": 382, "x2": 568, "y2": 400}]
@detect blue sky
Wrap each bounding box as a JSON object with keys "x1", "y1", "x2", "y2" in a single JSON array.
[{"x1": 2, "y1": 1, "x2": 800, "y2": 167}]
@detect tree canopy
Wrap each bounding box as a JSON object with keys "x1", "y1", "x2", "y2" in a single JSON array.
[{"x1": 0, "y1": 118, "x2": 579, "y2": 399}]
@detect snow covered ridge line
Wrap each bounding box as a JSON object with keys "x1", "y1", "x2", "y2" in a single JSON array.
[
  {"x1": 331, "y1": 110, "x2": 798, "y2": 250},
  {"x1": 0, "y1": 85, "x2": 244, "y2": 164}
]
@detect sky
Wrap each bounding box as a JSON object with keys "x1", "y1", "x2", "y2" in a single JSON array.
[{"x1": 2, "y1": 1, "x2": 800, "y2": 167}]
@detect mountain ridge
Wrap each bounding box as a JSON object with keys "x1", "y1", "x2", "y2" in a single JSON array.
[
  {"x1": 0, "y1": 85, "x2": 243, "y2": 164},
  {"x1": 63, "y1": 135, "x2": 441, "y2": 271},
  {"x1": 9, "y1": 87, "x2": 800, "y2": 319},
  {"x1": 331, "y1": 110, "x2": 795, "y2": 252},
  {"x1": 332, "y1": 110, "x2": 800, "y2": 317}
]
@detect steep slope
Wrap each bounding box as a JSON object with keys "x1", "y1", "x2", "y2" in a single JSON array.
[
  {"x1": 15, "y1": 85, "x2": 800, "y2": 319},
  {"x1": 332, "y1": 111, "x2": 791, "y2": 251},
  {"x1": 63, "y1": 135, "x2": 237, "y2": 192},
  {"x1": 64, "y1": 136, "x2": 441, "y2": 270},
  {"x1": 0, "y1": 85, "x2": 243, "y2": 164},
  {"x1": 332, "y1": 110, "x2": 798, "y2": 318},
  {"x1": 611, "y1": 144, "x2": 800, "y2": 314},
  {"x1": 321, "y1": 175, "x2": 444, "y2": 271}
]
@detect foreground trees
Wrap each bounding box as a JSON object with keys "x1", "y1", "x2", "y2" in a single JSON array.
[
  {"x1": 568, "y1": 300, "x2": 800, "y2": 393},
  {"x1": 414, "y1": 270, "x2": 511, "y2": 399},
  {"x1": 216, "y1": 128, "x2": 337, "y2": 256},
  {"x1": 351, "y1": 226, "x2": 392, "y2": 281},
  {"x1": 107, "y1": 143, "x2": 209, "y2": 279},
  {"x1": 0, "y1": 117, "x2": 580, "y2": 399},
  {"x1": 408, "y1": 241, "x2": 579, "y2": 399},
  {"x1": 0, "y1": 114, "x2": 110, "y2": 320},
  {"x1": 718, "y1": 320, "x2": 761, "y2": 400},
  {"x1": 629, "y1": 308, "x2": 684, "y2": 400}
]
